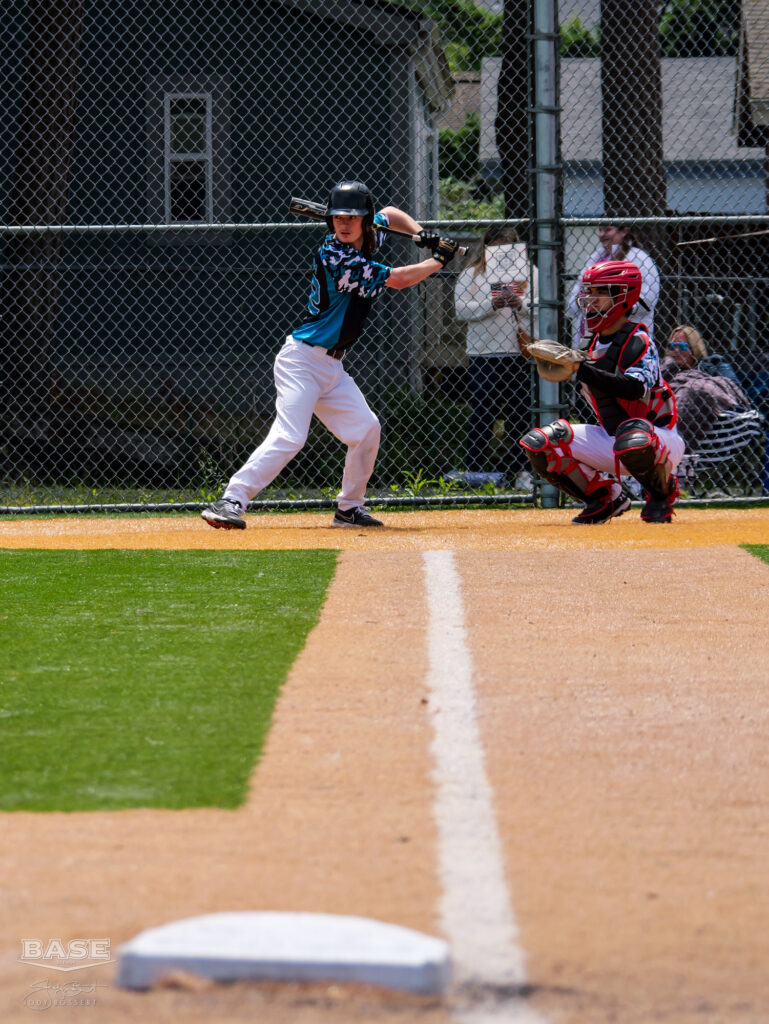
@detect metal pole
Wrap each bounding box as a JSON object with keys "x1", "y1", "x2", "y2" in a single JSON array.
[{"x1": 532, "y1": 0, "x2": 561, "y2": 507}]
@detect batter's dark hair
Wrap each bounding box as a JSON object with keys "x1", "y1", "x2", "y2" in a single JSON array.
[{"x1": 362, "y1": 223, "x2": 378, "y2": 257}]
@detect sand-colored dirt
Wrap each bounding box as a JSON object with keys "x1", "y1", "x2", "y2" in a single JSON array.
[
  {"x1": 1, "y1": 507, "x2": 768, "y2": 1023},
  {"x1": 1, "y1": 505, "x2": 769, "y2": 550},
  {"x1": 462, "y1": 545, "x2": 769, "y2": 1023}
]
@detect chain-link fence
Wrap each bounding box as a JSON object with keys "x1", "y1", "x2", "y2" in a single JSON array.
[{"x1": 1, "y1": 0, "x2": 767, "y2": 514}]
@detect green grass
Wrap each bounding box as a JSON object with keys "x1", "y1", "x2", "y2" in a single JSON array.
[
  {"x1": 743, "y1": 544, "x2": 769, "y2": 566},
  {"x1": 0, "y1": 549, "x2": 337, "y2": 811}
]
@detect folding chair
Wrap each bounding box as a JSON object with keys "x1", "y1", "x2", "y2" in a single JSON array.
[{"x1": 678, "y1": 409, "x2": 767, "y2": 496}]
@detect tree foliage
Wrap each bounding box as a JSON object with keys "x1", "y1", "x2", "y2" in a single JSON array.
[
  {"x1": 438, "y1": 111, "x2": 480, "y2": 182},
  {"x1": 399, "y1": 0, "x2": 502, "y2": 72},
  {"x1": 438, "y1": 177, "x2": 504, "y2": 221},
  {"x1": 396, "y1": 0, "x2": 735, "y2": 71},
  {"x1": 659, "y1": 0, "x2": 739, "y2": 57},
  {"x1": 427, "y1": 0, "x2": 738, "y2": 215},
  {"x1": 560, "y1": 16, "x2": 600, "y2": 58}
]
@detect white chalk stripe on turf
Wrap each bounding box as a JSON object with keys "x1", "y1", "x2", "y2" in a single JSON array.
[{"x1": 423, "y1": 550, "x2": 546, "y2": 1024}]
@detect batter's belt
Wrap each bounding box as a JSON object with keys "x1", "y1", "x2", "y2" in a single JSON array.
[{"x1": 298, "y1": 339, "x2": 345, "y2": 360}]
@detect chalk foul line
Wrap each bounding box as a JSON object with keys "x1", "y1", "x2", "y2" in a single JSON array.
[{"x1": 423, "y1": 550, "x2": 546, "y2": 1024}]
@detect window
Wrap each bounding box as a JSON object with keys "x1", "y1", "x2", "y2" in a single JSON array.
[
  {"x1": 164, "y1": 93, "x2": 213, "y2": 223},
  {"x1": 146, "y1": 77, "x2": 230, "y2": 240}
]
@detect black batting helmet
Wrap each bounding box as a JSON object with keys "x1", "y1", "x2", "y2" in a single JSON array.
[{"x1": 325, "y1": 180, "x2": 375, "y2": 231}]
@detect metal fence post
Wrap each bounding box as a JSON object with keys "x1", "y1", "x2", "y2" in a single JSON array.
[{"x1": 532, "y1": 0, "x2": 562, "y2": 508}]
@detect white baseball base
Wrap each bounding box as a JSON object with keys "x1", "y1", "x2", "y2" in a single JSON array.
[{"x1": 116, "y1": 911, "x2": 451, "y2": 994}]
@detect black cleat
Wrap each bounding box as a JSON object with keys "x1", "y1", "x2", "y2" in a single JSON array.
[
  {"x1": 201, "y1": 497, "x2": 246, "y2": 530},
  {"x1": 572, "y1": 489, "x2": 631, "y2": 525},
  {"x1": 640, "y1": 495, "x2": 676, "y2": 523},
  {"x1": 331, "y1": 506, "x2": 384, "y2": 528},
  {"x1": 640, "y1": 476, "x2": 679, "y2": 524}
]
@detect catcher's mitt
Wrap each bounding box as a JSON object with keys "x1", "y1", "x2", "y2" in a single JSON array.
[{"x1": 526, "y1": 339, "x2": 586, "y2": 382}]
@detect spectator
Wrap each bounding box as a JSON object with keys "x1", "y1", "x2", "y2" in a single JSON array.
[
  {"x1": 567, "y1": 224, "x2": 660, "y2": 348},
  {"x1": 664, "y1": 323, "x2": 707, "y2": 369},
  {"x1": 665, "y1": 323, "x2": 741, "y2": 380},
  {"x1": 661, "y1": 324, "x2": 755, "y2": 449},
  {"x1": 453, "y1": 223, "x2": 538, "y2": 489}
]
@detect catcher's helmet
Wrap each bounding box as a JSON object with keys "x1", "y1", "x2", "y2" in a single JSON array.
[
  {"x1": 326, "y1": 180, "x2": 375, "y2": 231},
  {"x1": 577, "y1": 260, "x2": 643, "y2": 333}
]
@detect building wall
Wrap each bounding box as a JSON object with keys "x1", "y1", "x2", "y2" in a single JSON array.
[
  {"x1": 1, "y1": 0, "x2": 425, "y2": 417},
  {"x1": 480, "y1": 56, "x2": 766, "y2": 216}
]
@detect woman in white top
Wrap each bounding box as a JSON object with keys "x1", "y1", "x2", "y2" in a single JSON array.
[
  {"x1": 454, "y1": 223, "x2": 539, "y2": 484},
  {"x1": 566, "y1": 224, "x2": 660, "y2": 348}
]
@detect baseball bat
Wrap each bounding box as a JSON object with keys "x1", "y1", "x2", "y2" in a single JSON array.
[
  {"x1": 288, "y1": 197, "x2": 468, "y2": 256},
  {"x1": 675, "y1": 229, "x2": 769, "y2": 247}
]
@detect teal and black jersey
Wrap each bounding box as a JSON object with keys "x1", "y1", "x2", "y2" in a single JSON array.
[{"x1": 292, "y1": 212, "x2": 392, "y2": 353}]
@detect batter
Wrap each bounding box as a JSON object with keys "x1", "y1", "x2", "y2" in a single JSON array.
[{"x1": 202, "y1": 180, "x2": 458, "y2": 530}]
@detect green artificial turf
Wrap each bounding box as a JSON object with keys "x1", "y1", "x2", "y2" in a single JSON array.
[{"x1": 0, "y1": 549, "x2": 337, "y2": 811}]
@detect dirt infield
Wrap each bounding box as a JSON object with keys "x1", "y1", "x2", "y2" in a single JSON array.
[
  {"x1": 2, "y1": 507, "x2": 769, "y2": 1023},
  {"x1": 2, "y1": 505, "x2": 769, "y2": 550}
]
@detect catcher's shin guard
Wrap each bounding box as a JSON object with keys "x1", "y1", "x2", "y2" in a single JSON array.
[
  {"x1": 520, "y1": 419, "x2": 611, "y2": 503},
  {"x1": 613, "y1": 418, "x2": 674, "y2": 499}
]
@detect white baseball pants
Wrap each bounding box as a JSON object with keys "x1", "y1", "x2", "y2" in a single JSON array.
[
  {"x1": 224, "y1": 336, "x2": 381, "y2": 511},
  {"x1": 568, "y1": 421, "x2": 685, "y2": 475}
]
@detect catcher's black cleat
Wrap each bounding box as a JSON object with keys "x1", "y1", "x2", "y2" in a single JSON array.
[
  {"x1": 201, "y1": 497, "x2": 246, "y2": 530},
  {"x1": 640, "y1": 494, "x2": 677, "y2": 523},
  {"x1": 640, "y1": 476, "x2": 679, "y2": 524},
  {"x1": 331, "y1": 506, "x2": 383, "y2": 528},
  {"x1": 572, "y1": 490, "x2": 631, "y2": 525}
]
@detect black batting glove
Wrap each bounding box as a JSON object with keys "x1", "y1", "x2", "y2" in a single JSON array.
[
  {"x1": 432, "y1": 236, "x2": 459, "y2": 267},
  {"x1": 416, "y1": 228, "x2": 441, "y2": 250}
]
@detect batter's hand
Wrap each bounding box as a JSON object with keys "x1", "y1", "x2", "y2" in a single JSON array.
[
  {"x1": 433, "y1": 236, "x2": 459, "y2": 267},
  {"x1": 415, "y1": 228, "x2": 441, "y2": 251}
]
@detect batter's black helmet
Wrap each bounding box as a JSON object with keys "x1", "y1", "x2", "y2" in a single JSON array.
[{"x1": 326, "y1": 180, "x2": 375, "y2": 230}]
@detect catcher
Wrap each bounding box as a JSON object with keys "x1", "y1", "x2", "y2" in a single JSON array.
[{"x1": 520, "y1": 260, "x2": 685, "y2": 523}]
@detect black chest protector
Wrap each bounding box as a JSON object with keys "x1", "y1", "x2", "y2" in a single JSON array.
[{"x1": 585, "y1": 323, "x2": 676, "y2": 435}]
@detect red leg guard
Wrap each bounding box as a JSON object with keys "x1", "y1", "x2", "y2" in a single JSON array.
[{"x1": 521, "y1": 419, "x2": 617, "y2": 503}]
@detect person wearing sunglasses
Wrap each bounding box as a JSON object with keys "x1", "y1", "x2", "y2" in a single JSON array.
[
  {"x1": 665, "y1": 325, "x2": 706, "y2": 369},
  {"x1": 661, "y1": 324, "x2": 753, "y2": 449},
  {"x1": 664, "y1": 324, "x2": 743, "y2": 382}
]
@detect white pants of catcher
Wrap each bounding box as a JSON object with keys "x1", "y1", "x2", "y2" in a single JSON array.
[
  {"x1": 569, "y1": 421, "x2": 685, "y2": 477},
  {"x1": 224, "y1": 336, "x2": 380, "y2": 511}
]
